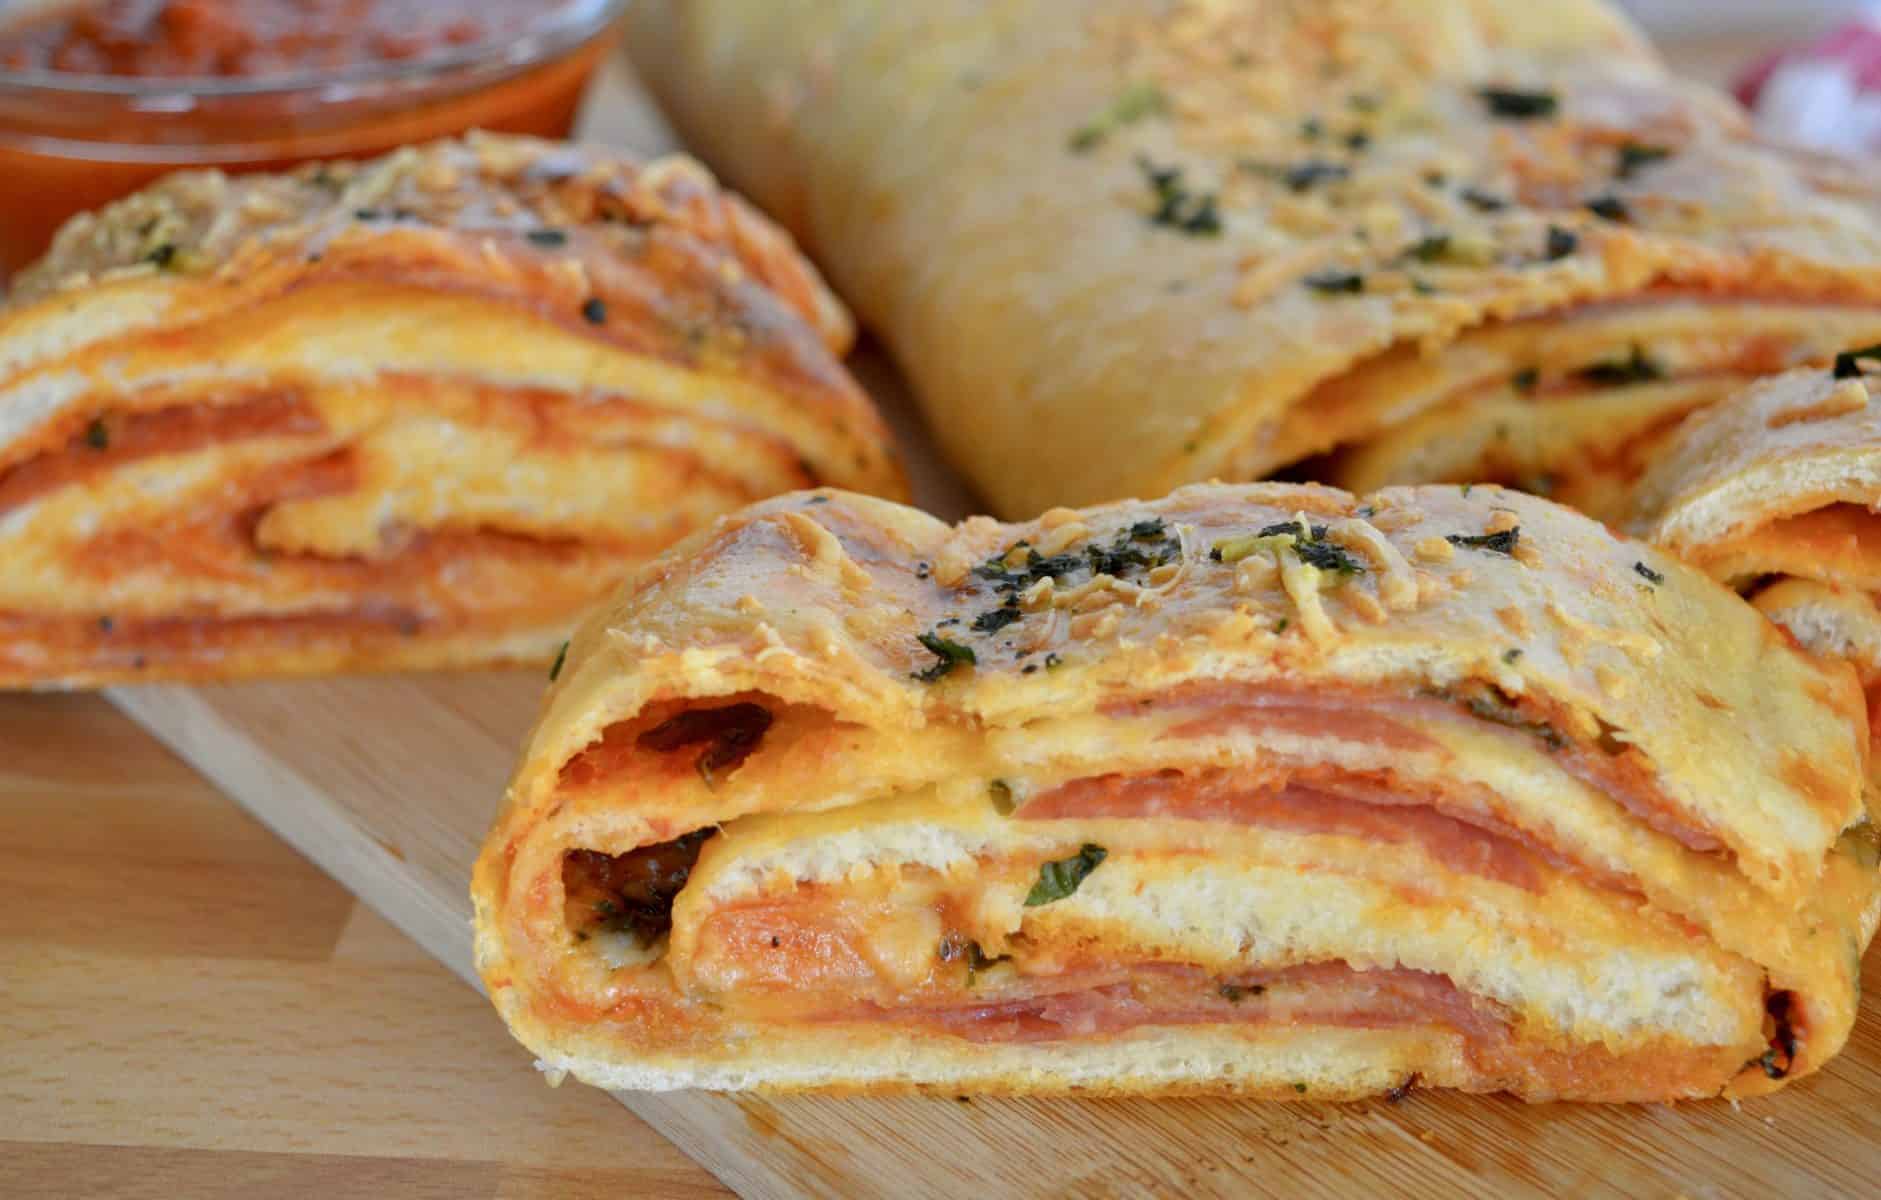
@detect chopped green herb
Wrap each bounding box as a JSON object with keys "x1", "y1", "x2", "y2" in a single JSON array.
[
  {"x1": 1344, "y1": 130, "x2": 1372, "y2": 153},
  {"x1": 1458, "y1": 685, "x2": 1565, "y2": 749},
  {"x1": 525, "y1": 228, "x2": 568, "y2": 247},
  {"x1": 1295, "y1": 537, "x2": 1364, "y2": 575},
  {"x1": 1833, "y1": 344, "x2": 1881, "y2": 380},
  {"x1": 144, "y1": 243, "x2": 177, "y2": 268},
  {"x1": 1406, "y1": 233, "x2": 1452, "y2": 263},
  {"x1": 1044, "y1": 652, "x2": 1064, "y2": 670},
  {"x1": 1293, "y1": 1082, "x2": 1309, "y2": 1094},
  {"x1": 1258, "y1": 519, "x2": 1313, "y2": 539},
  {"x1": 1576, "y1": 345, "x2": 1663, "y2": 387},
  {"x1": 1423, "y1": 170, "x2": 1448, "y2": 188},
  {"x1": 1503, "y1": 647, "x2": 1523, "y2": 665},
  {"x1": 1300, "y1": 117, "x2": 1325, "y2": 141},
  {"x1": 1512, "y1": 367, "x2": 1540, "y2": 393},
  {"x1": 581, "y1": 297, "x2": 608, "y2": 324},
  {"x1": 1086, "y1": 522, "x2": 1183, "y2": 577},
  {"x1": 1633, "y1": 561, "x2": 1665, "y2": 586},
  {"x1": 84, "y1": 418, "x2": 109, "y2": 450},
  {"x1": 971, "y1": 598, "x2": 1023, "y2": 634},
  {"x1": 1219, "y1": 982, "x2": 1265, "y2": 1003},
  {"x1": 1460, "y1": 482, "x2": 1474, "y2": 497},
  {"x1": 1544, "y1": 226, "x2": 1579, "y2": 261},
  {"x1": 1212, "y1": 521, "x2": 1362, "y2": 575},
  {"x1": 1025, "y1": 843, "x2": 1108, "y2": 906},
  {"x1": 1138, "y1": 156, "x2": 1222, "y2": 236},
  {"x1": 1460, "y1": 187, "x2": 1507, "y2": 213},
  {"x1": 1129, "y1": 518, "x2": 1168, "y2": 541},
  {"x1": 1586, "y1": 193, "x2": 1630, "y2": 222},
  {"x1": 1478, "y1": 87, "x2": 1558, "y2": 120},
  {"x1": 1304, "y1": 270, "x2": 1364, "y2": 295},
  {"x1": 548, "y1": 640, "x2": 569, "y2": 681},
  {"x1": 1615, "y1": 142, "x2": 1672, "y2": 180},
  {"x1": 1068, "y1": 82, "x2": 1166, "y2": 152},
  {"x1": 1283, "y1": 160, "x2": 1351, "y2": 192},
  {"x1": 913, "y1": 631, "x2": 977, "y2": 682},
  {"x1": 1446, "y1": 528, "x2": 1520, "y2": 556}
]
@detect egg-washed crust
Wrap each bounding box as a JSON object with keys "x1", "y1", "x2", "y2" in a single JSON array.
[
  {"x1": 1629, "y1": 366, "x2": 1881, "y2": 793},
  {"x1": 0, "y1": 134, "x2": 905, "y2": 687},
  {"x1": 1629, "y1": 368, "x2": 1881, "y2": 577},
  {"x1": 626, "y1": 0, "x2": 1881, "y2": 518},
  {"x1": 473, "y1": 482, "x2": 1878, "y2": 1101}
]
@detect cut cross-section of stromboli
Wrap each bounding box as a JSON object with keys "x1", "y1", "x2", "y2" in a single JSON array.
[
  {"x1": 473, "y1": 483, "x2": 1880, "y2": 1100},
  {"x1": 1629, "y1": 359, "x2": 1881, "y2": 795},
  {"x1": 0, "y1": 134, "x2": 903, "y2": 686}
]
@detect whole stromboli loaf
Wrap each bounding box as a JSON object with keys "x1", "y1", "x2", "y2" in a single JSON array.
[
  {"x1": 473, "y1": 481, "x2": 1880, "y2": 1101},
  {"x1": 0, "y1": 133, "x2": 904, "y2": 686},
  {"x1": 627, "y1": 0, "x2": 1881, "y2": 521}
]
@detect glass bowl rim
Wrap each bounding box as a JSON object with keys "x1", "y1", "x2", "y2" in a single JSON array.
[{"x1": 0, "y1": 0, "x2": 627, "y2": 98}]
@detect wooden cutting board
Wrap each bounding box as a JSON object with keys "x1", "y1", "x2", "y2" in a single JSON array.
[{"x1": 104, "y1": 44, "x2": 1881, "y2": 1200}]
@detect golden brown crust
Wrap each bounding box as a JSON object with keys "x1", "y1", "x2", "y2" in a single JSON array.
[
  {"x1": 1628, "y1": 366, "x2": 1881, "y2": 804},
  {"x1": 628, "y1": 0, "x2": 1881, "y2": 518},
  {"x1": 0, "y1": 134, "x2": 906, "y2": 686},
  {"x1": 473, "y1": 482, "x2": 1877, "y2": 1100}
]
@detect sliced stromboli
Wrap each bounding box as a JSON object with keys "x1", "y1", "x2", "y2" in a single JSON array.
[
  {"x1": 472, "y1": 482, "x2": 1879, "y2": 1101},
  {"x1": 0, "y1": 133, "x2": 903, "y2": 686},
  {"x1": 627, "y1": 1, "x2": 1881, "y2": 519},
  {"x1": 1629, "y1": 358, "x2": 1881, "y2": 785}
]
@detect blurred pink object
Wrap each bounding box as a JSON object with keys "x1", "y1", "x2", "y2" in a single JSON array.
[{"x1": 1736, "y1": 6, "x2": 1881, "y2": 156}]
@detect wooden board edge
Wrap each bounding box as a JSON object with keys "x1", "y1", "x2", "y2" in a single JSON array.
[{"x1": 105, "y1": 683, "x2": 822, "y2": 1200}]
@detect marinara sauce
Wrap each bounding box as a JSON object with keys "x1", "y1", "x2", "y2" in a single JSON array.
[{"x1": 0, "y1": 1, "x2": 616, "y2": 278}]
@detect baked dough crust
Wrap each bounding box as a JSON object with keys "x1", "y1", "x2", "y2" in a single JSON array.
[
  {"x1": 0, "y1": 134, "x2": 904, "y2": 686},
  {"x1": 1630, "y1": 365, "x2": 1881, "y2": 788},
  {"x1": 473, "y1": 482, "x2": 1878, "y2": 1100},
  {"x1": 627, "y1": 0, "x2": 1881, "y2": 518}
]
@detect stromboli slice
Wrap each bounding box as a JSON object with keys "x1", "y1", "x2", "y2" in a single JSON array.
[
  {"x1": 628, "y1": 0, "x2": 1881, "y2": 518},
  {"x1": 473, "y1": 482, "x2": 1879, "y2": 1100},
  {"x1": 0, "y1": 133, "x2": 903, "y2": 686},
  {"x1": 1629, "y1": 359, "x2": 1881, "y2": 787}
]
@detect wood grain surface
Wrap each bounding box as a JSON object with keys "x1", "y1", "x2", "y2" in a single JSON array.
[
  {"x1": 0, "y1": 692, "x2": 729, "y2": 1200},
  {"x1": 3, "y1": 27, "x2": 1863, "y2": 1200}
]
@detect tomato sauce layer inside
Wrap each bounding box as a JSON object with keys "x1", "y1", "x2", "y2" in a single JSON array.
[{"x1": 0, "y1": 0, "x2": 564, "y2": 77}]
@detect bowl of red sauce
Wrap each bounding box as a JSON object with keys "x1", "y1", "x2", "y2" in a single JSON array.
[{"x1": 0, "y1": 0, "x2": 626, "y2": 277}]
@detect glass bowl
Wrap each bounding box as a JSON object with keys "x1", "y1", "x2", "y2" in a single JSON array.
[{"x1": 0, "y1": 0, "x2": 627, "y2": 278}]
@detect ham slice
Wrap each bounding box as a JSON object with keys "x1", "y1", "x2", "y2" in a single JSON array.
[
  {"x1": 839, "y1": 962, "x2": 1502, "y2": 1046},
  {"x1": 1136, "y1": 681, "x2": 1725, "y2": 855},
  {"x1": 1020, "y1": 769, "x2": 1547, "y2": 893}
]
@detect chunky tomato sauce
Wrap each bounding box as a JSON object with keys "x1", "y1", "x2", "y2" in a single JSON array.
[
  {"x1": 0, "y1": 3, "x2": 613, "y2": 278},
  {"x1": 0, "y1": 1, "x2": 559, "y2": 77}
]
